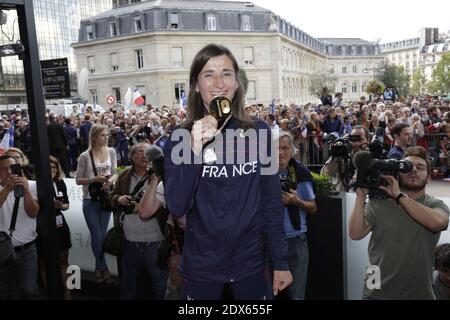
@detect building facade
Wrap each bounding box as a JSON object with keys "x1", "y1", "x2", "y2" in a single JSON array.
[
  {"x1": 380, "y1": 28, "x2": 450, "y2": 82},
  {"x1": 72, "y1": 0, "x2": 384, "y2": 107},
  {"x1": 0, "y1": 0, "x2": 112, "y2": 111}
]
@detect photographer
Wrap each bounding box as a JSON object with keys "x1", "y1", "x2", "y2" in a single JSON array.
[
  {"x1": 110, "y1": 142, "x2": 168, "y2": 300},
  {"x1": 320, "y1": 125, "x2": 370, "y2": 192},
  {"x1": 387, "y1": 123, "x2": 412, "y2": 161},
  {"x1": 276, "y1": 132, "x2": 317, "y2": 300},
  {"x1": 349, "y1": 146, "x2": 449, "y2": 299},
  {"x1": 0, "y1": 154, "x2": 40, "y2": 299}
]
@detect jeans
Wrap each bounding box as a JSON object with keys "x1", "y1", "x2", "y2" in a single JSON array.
[
  {"x1": 121, "y1": 240, "x2": 168, "y2": 300},
  {"x1": 82, "y1": 199, "x2": 111, "y2": 272},
  {"x1": 0, "y1": 243, "x2": 39, "y2": 300},
  {"x1": 285, "y1": 233, "x2": 309, "y2": 300},
  {"x1": 266, "y1": 233, "x2": 309, "y2": 300}
]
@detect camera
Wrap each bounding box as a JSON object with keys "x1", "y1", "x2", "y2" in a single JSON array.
[
  {"x1": 147, "y1": 156, "x2": 164, "y2": 180},
  {"x1": 280, "y1": 176, "x2": 297, "y2": 193},
  {"x1": 353, "y1": 151, "x2": 413, "y2": 189},
  {"x1": 88, "y1": 182, "x2": 103, "y2": 202},
  {"x1": 327, "y1": 134, "x2": 361, "y2": 159},
  {"x1": 122, "y1": 190, "x2": 145, "y2": 215}
]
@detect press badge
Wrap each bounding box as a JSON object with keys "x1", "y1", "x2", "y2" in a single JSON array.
[
  {"x1": 203, "y1": 147, "x2": 217, "y2": 164},
  {"x1": 56, "y1": 215, "x2": 63, "y2": 228}
]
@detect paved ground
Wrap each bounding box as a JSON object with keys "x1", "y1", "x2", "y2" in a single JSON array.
[{"x1": 427, "y1": 180, "x2": 450, "y2": 197}]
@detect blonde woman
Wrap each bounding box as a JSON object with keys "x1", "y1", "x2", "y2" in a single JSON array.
[{"x1": 76, "y1": 125, "x2": 117, "y2": 283}]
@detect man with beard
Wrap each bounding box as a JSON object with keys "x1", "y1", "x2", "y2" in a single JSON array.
[{"x1": 349, "y1": 146, "x2": 449, "y2": 299}]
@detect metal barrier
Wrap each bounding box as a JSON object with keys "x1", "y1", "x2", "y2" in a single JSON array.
[{"x1": 297, "y1": 132, "x2": 448, "y2": 172}]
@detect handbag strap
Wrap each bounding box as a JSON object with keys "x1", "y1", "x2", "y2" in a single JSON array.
[
  {"x1": 9, "y1": 196, "x2": 21, "y2": 235},
  {"x1": 89, "y1": 151, "x2": 98, "y2": 177}
]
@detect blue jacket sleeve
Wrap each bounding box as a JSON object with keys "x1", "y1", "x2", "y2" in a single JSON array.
[
  {"x1": 259, "y1": 126, "x2": 289, "y2": 271},
  {"x1": 164, "y1": 128, "x2": 203, "y2": 218}
]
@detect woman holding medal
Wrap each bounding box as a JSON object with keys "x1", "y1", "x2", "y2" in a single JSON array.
[{"x1": 164, "y1": 44, "x2": 292, "y2": 300}]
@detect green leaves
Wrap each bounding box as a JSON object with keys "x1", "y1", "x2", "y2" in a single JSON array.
[{"x1": 427, "y1": 53, "x2": 450, "y2": 96}]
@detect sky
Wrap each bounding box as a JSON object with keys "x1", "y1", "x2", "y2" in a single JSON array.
[{"x1": 224, "y1": 0, "x2": 450, "y2": 43}]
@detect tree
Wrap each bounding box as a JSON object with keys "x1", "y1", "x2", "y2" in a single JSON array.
[
  {"x1": 427, "y1": 53, "x2": 450, "y2": 96},
  {"x1": 309, "y1": 71, "x2": 337, "y2": 98},
  {"x1": 365, "y1": 79, "x2": 384, "y2": 97},
  {"x1": 411, "y1": 68, "x2": 427, "y2": 96},
  {"x1": 239, "y1": 68, "x2": 249, "y2": 94},
  {"x1": 377, "y1": 63, "x2": 410, "y2": 97}
]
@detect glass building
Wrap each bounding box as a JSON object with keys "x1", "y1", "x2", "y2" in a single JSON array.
[{"x1": 0, "y1": 0, "x2": 112, "y2": 111}]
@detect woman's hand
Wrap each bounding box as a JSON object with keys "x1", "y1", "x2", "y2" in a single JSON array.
[{"x1": 191, "y1": 115, "x2": 218, "y2": 155}]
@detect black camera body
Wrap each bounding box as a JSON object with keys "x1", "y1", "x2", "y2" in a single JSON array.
[
  {"x1": 354, "y1": 152, "x2": 413, "y2": 189},
  {"x1": 122, "y1": 190, "x2": 145, "y2": 215},
  {"x1": 148, "y1": 156, "x2": 164, "y2": 180},
  {"x1": 280, "y1": 176, "x2": 297, "y2": 193},
  {"x1": 88, "y1": 182, "x2": 103, "y2": 202},
  {"x1": 328, "y1": 134, "x2": 361, "y2": 159}
]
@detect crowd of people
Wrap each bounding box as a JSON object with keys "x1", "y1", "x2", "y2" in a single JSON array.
[{"x1": 0, "y1": 43, "x2": 449, "y2": 300}]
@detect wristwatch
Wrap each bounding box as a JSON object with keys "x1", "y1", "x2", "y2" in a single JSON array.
[{"x1": 395, "y1": 192, "x2": 408, "y2": 204}]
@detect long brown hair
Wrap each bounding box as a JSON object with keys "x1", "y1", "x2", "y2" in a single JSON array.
[{"x1": 183, "y1": 44, "x2": 254, "y2": 130}]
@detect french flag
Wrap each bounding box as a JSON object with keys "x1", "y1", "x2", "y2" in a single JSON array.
[
  {"x1": 134, "y1": 90, "x2": 145, "y2": 106},
  {"x1": 0, "y1": 122, "x2": 15, "y2": 155},
  {"x1": 180, "y1": 91, "x2": 187, "y2": 112}
]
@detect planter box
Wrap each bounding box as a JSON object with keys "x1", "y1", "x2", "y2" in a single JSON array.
[{"x1": 306, "y1": 196, "x2": 344, "y2": 300}]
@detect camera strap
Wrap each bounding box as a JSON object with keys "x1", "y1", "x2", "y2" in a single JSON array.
[
  {"x1": 89, "y1": 151, "x2": 99, "y2": 177},
  {"x1": 286, "y1": 161, "x2": 301, "y2": 230},
  {"x1": 130, "y1": 175, "x2": 148, "y2": 197},
  {"x1": 8, "y1": 197, "x2": 21, "y2": 235}
]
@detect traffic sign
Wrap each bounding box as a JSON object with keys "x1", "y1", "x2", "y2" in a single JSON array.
[{"x1": 106, "y1": 94, "x2": 116, "y2": 105}]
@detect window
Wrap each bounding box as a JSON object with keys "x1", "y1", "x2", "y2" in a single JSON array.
[
  {"x1": 432, "y1": 46, "x2": 438, "y2": 52},
  {"x1": 244, "y1": 46, "x2": 254, "y2": 65},
  {"x1": 174, "y1": 83, "x2": 186, "y2": 103},
  {"x1": 113, "y1": 87, "x2": 121, "y2": 103},
  {"x1": 110, "y1": 22, "x2": 118, "y2": 36},
  {"x1": 351, "y1": 47, "x2": 356, "y2": 55},
  {"x1": 342, "y1": 83, "x2": 347, "y2": 93},
  {"x1": 87, "y1": 56, "x2": 95, "y2": 74},
  {"x1": 362, "y1": 82, "x2": 366, "y2": 92},
  {"x1": 86, "y1": 25, "x2": 94, "y2": 40},
  {"x1": 362, "y1": 46, "x2": 367, "y2": 55},
  {"x1": 169, "y1": 13, "x2": 179, "y2": 29},
  {"x1": 207, "y1": 15, "x2": 217, "y2": 30},
  {"x1": 352, "y1": 65, "x2": 357, "y2": 73},
  {"x1": 90, "y1": 89, "x2": 98, "y2": 105},
  {"x1": 135, "y1": 49, "x2": 144, "y2": 69},
  {"x1": 352, "y1": 82, "x2": 357, "y2": 93},
  {"x1": 443, "y1": 44, "x2": 449, "y2": 51},
  {"x1": 112, "y1": 0, "x2": 119, "y2": 7},
  {"x1": 406, "y1": 62, "x2": 410, "y2": 69},
  {"x1": 413, "y1": 61, "x2": 417, "y2": 68},
  {"x1": 242, "y1": 14, "x2": 251, "y2": 31},
  {"x1": 246, "y1": 80, "x2": 256, "y2": 101},
  {"x1": 342, "y1": 66, "x2": 347, "y2": 73},
  {"x1": 110, "y1": 52, "x2": 119, "y2": 71},
  {"x1": 172, "y1": 46, "x2": 183, "y2": 67},
  {"x1": 134, "y1": 17, "x2": 142, "y2": 32}
]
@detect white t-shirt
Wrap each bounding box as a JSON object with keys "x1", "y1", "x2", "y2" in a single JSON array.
[{"x1": 0, "y1": 181, "x2": 38, "y2": 247}]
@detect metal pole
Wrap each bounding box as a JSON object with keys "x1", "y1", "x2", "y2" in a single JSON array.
[{"x1": 16, "y1": 1, "x2": 64, "y2": 299}]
